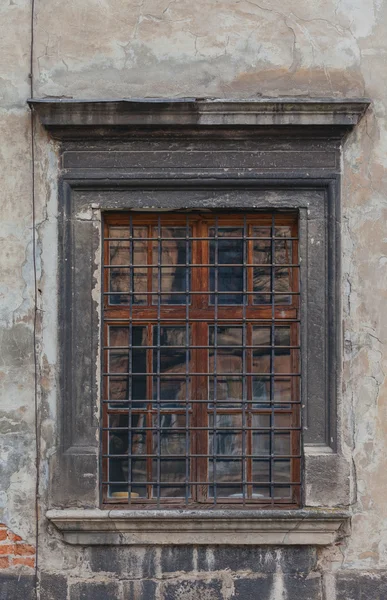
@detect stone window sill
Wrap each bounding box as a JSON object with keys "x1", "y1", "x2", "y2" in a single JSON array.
[{"x1": 46, "y1": 508, "x2": 350, "y2": 546}]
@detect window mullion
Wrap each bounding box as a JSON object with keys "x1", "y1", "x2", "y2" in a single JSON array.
[
  {"x1": 185, "y1": 214, "x2": 190, "y2": 507},
  {"x1": 127, "y1": 214, "x2": 133, "y2": 504},
  {"x1": 194, "y1": 218, "x2": 209, "y2": 503},
  {"x1": 156, "y1": 216, "x2": 161, "y2": 507},
  {"x1": 213, "y1": 215, "x2": 218, "y2": 506},
  {"x1": 146, "y1": 323, "x2": 153, "y2": 500},
  {"x1": 242, "y1": 215, "x2": 247, "y2": 505}
]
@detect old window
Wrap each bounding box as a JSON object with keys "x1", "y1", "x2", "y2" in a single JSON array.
[
  {"x1": 29, "y1": 98, "x2": 368, "y2": 541},
  {"x1": 103, "y1": 211, "x2": 301, "y2": 507}
]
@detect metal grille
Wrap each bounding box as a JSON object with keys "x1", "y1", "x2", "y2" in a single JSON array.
[{"x1": 102, "y1": 211, "x2": 301, "y2": 508}]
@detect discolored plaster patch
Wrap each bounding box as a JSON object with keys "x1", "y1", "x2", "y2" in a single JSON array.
[
  {"x1": 33, "y1": 0, "x2": 368, "y2": 99},
  {"x1": 0, "y1": 324, "x2": 34, "y2": 370}
]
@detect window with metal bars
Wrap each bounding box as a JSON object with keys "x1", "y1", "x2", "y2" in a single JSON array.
[{"x1": 102, "y1": 211, "x2": 301, "y2": 508}]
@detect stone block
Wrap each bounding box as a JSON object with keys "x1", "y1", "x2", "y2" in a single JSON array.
[
  {"x1": 122, "y1": 580, "x2": 157, "y2": 600},
  {"x1": 70, "y1": 580, "x2": 120, "y2": 600},
  {"x1": 232, "y1": 573, "x2": 321, "y2": 600},
  {"x1": 161, "y1": 578, "x2": 223, "y2": 600},
  {"x1": 336, "y1": 572, "x2": 387, "y2": 600},
  {"x1": 88, "y1": 546, "x2": 156, "y2": 579},
  {"x1": 197, "y1": 546, "x2": 317, "y2": 574},
  {"x1": 40, "y1": 572, "x2": 68, "y2": 600},
  {"x1": 0, "y1": 574, "x2": 35, "y2": 600},
  {"x1": 283, "y1": 573, "x2": 322, "y2": 600},
  {"x1": 160, "y1": 546, "x2": 194, "y2": 573},
  {"x1": 231, "y1": 576, "x2": 272, "y2": 599}
]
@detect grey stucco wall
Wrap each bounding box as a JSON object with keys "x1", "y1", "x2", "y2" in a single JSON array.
[{"x1": 1, "y1": 1, "x2": 387, "y2": 598}]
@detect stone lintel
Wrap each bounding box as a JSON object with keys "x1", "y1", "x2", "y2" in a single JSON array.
[
  {"x1": 28, "y1": 98, "x2": 370, "y2": 139},
  {"x1": 46, "y1": 508, "x2": 350, "y2": 546}
]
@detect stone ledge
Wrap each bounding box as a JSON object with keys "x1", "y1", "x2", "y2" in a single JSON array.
[
  {"x1": 46, "y1": 508, "x2": 350, "y2": 546},
  {"x1": 28, "y1": 98, "x2": 370, "y2": 139}
]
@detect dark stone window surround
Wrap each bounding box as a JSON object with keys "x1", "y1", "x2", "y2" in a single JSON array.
[{"x1": 29, "y1": 98, "x2": 369, "y2": 545}]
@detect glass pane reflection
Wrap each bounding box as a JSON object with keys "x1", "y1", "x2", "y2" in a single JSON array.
[
  {"x1": 108, "y1": 326, "x2": 147, "y2": 407},
  {"x1": 152, "y1": 227, "x2": 191, "y2": 304},
  {"x1": 153, "y1": 326, "x2": 190, "y2": 407},
  {"x1": 108, "y1": 412, "x2": 148, "y2": 498},
  {"x1": 210, "y1": 228, "x2": 244, "y2": 304},
  {"x1": 109, "y1": 226, "x2": 147, "y2": 305},
  {"x1": 209, "y1": 327, "x2": 243, "y2": 407}
]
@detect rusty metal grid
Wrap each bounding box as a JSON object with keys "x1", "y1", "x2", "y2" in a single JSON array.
[{"x1": 102, "y1": 211, "x2": 301, "y2": 508}]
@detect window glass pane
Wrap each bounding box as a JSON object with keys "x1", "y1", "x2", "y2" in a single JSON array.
[
  {"x1": 252, "y1": 414, "x2": 270, "y2": 479},
  {"x1": 151, "y1": 327, "x2": 190, "y2": 498},
  {"x1": 108, "y1": 413, "x2": 147, "y2": 459},
  {"x1": 209, "y1": 460, "x2": 243, "y2": 498},
  {"x1": 209, "y1": 327, "x2": 243, "y2": 407},
  {"x1": 275, "y1": 225, "x2": 293, "y2": 238},
  {"x1": 153, "y1": 326, "x2": 189, "y2": 408},
  {"x1": 209, "y1": 414, "x2": 242, "y2": 456},
  {"x1": 210, "y1": 227, "x2": 244, "y2": 304},
  {"x1": 152, "y1": 413, "x2": 187, "y2": 497},
  {"x1": 252, "y1": 430, "x2": 270, "y2": 456},
  {"x1": 153, "y1": 413, "x2": 187, "y2": 456},
  {"x1": 130, "y1": 458, "x2": 148, "y2": 498},
  {"x1": 274, "y1": 413, "x2": 292, "y2": 428},
  {"x1": 273, "y1": 378, "x2": 292, "y2": 404},
  {"x1": 274, "y1": 228, "x2": 293, "y2": 304},
  {"x1": 274, "y1": 267, "x2": 292, "y2": 304},
  {"x1": 152, "y1": 460, "x2": 186, "y2": 497},
  {"x1": 108, "y1": 413, "x2": 147, "y2": 499},
  {"x1": 274, "y1": 326, "x2": 291, "y2": 346},
  {"x1": 208, "y1": 415, "x2": 244, "y2": 498},
  {"x1": 252, "y1": 354, "x2": 270, "y2": 383},
  {"x1": 109, "y1": 226, "x2": 147, "y2": 305},
  {"x1": 252, "y1": 225, "x2": 294, "y2": 305},
  {"x1": 107, "y1": 327, "x2": 144, "y2": 400},
  {"x1": 108, "y1": 326, "x2": 147, "y2": 407},
  {"x1": 274, "y1": 348, "x2": 291, "y2": 373},
  {"x1": 252, "y1": 460, "x2": 270, "y2": 498},
  {"x1": 252, "y1": 326, "x2": 271, "y2": 406},
  {"x1": 252, "y1": 227, "x2": 271, "y2": 304},
  {"x1": 108, "y1": 458, "x2": 127, "y2": 496},
  {"x1": 273, "y1": 460, "x2": 292, "y2": 498},
  {"x1": 274, "y1": 433, "x2": 291, "y2": 455},
  {"x1": 152, "y1": 227, "x2": 191, "y2": 304}
]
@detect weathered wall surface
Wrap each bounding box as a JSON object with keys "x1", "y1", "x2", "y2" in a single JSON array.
[
  {"x1": 1, "y1": 0, "x2": 387, "y2": 598},
  {"x1": 0, "y1": 0, "x2": 37, "y2": 586}
]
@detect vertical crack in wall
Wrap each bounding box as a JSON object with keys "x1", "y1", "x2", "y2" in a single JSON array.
[{"x1": 30, "y1": 0, "x2": 39, "y2": 597}]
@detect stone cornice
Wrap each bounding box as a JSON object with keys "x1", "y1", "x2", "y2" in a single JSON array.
[
  {"x1": 28, "y1": 98, "x2": 370, "y2": 139},
  {"x1": 46, "y1": 508, "x2": 350, "y2": 546}
]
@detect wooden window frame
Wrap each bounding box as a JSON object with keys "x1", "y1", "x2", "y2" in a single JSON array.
[{"x1": 102, "y1": 211, "x2": 301, "y2": 509}]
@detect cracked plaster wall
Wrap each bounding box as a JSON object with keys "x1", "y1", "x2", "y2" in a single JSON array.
[
  {"x1": 2, "y1": 0, "x2": 387, "y2": 597},
  {"x1": 0, "y1": 0, "x2": 36, "y2": 548}
]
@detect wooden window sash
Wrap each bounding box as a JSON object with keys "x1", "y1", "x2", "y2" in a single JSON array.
[{"x1": 102, "y1": 212, "x2": 300, "y2": 508}]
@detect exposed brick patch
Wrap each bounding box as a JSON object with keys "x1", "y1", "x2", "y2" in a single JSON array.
[
  {"x1": 0, "y1": 557, "x2": 10, "y2": 569},
  {"x1": 0, "y1": 545, "x2": 14, "y2": 555},
  {"x1": 14, "y1": 543, "x2": 36, "y2": 556},
  {"x1": 0, "y1": 523, "x2": 35, "y2": 570},
  {"x1": 7, "y1": 531, "x2": 23, "y2": 543},
  {"x1": 11, "y1": 557, "x2": 35, "y2": 568}
]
